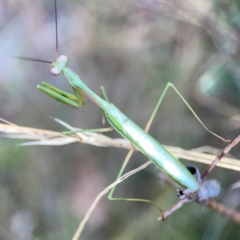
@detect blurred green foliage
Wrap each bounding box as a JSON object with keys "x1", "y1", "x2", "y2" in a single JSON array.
[{"x1": 0, "y1": 0, "x2": 240, "y2": 239}]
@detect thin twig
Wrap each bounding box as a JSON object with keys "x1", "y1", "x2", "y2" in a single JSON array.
[
  {"x1": 201, "y1": 135, "x2": 240, "y2": 181},
  {"x1": 199, "y1": 200, "x2": 240, "y2": 225},
  {"x1": 157, "y1": 200, "x2": 189, "y2": 221}
]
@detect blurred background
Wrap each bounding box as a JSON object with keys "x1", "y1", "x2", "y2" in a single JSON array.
[{"x1": 1, "y1": 0, "x2": 240, "y2": 239}]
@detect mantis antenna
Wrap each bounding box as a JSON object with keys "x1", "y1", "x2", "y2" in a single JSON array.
[
  {"x1": 54, "y1": 0, "x2": 59, "y2": 59},
  {"x1": 16, "y1": 0, "x2": 60, "y2": 64}
]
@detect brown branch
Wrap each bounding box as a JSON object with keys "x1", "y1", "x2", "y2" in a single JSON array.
[
  {"x1": 201, "y1": 135, "x2": 240, "y2": 181},
  {"x1": 157, "y1": 200, "x2": 189, "y2": 221},
  {"x1": 200, "y1": 200, "x2": 240, "y2": 225},
  {"x1": 159, "y1": 134, "x2": 240, "y2": 224}
]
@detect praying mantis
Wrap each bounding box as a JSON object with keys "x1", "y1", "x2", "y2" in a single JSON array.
[{"x1": 18, "y1": 0, "x2": 228, "y2": 220}]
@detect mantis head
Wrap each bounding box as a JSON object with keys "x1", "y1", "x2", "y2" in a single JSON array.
[{"x1": 51, "y1": 55, "x2": 68, "y2": 76}]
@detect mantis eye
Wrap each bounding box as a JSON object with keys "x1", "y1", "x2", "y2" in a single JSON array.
[
  {"x1": 51, "y1": 67, "x2": 60, "y2": 76},
  {"x1": 50, "y1": 55, "x2": 68, "y2": 76}
]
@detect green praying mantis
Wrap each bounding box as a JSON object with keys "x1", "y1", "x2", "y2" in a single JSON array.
[{"x1": 18, "y1": 0, "x2": 228, "y2": 213}]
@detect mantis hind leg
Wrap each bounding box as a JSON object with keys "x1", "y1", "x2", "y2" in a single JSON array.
[
  {"x1": 146, "y1": 82, "x2": 228, "y2": 142},
  {"x1": 107, "y1": 82, "x2": 227, "y2": 211},
  {"x1": 100, "y1": 85, "x2": 162, "y2": 209}
]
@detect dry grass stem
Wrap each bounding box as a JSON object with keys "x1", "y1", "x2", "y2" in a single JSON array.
[
  {"x1": 72, "y1": 159, "x2": 151, "y2": 240},
  {"x1": 0, "y1": 121, "x2": 240, "y2": 171}
]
